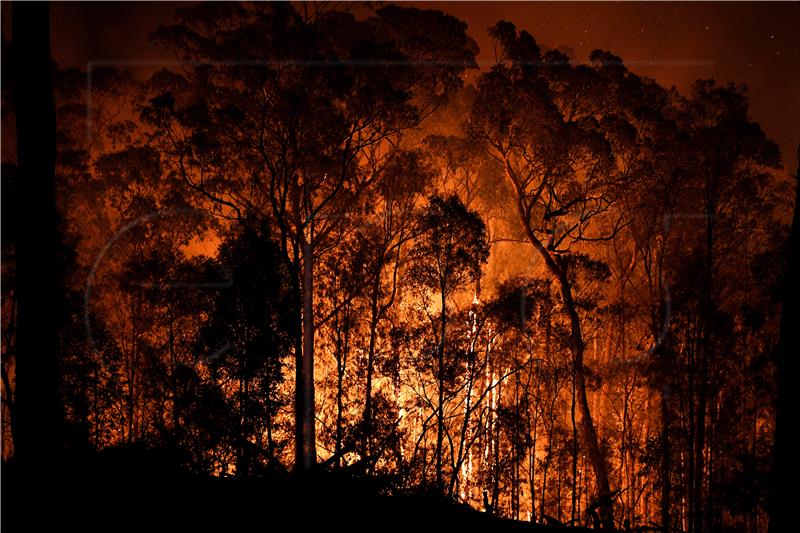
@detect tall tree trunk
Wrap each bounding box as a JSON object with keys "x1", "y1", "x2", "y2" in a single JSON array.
[
  {"x1": 334, "y1": 307, "x2": 344, "y2": 468},
  {"x1": 450, "y1": 348, "x2": 476, "y2": 498},
  {"x1": 571, "y1": 359, "x2": 579, "y2": 525},
  {"x1": 363, "y1": 270, "x2": 381, "y2": 466},
  {"x1": 513, "y1": 373, "x2": 521, "y2": 519},
  {"x1": 292, "y1": 242, "x2": 305, "y2": 471},
  {"x1": 529, "y1": 407, "x2": 538, "y2": 522},
  {"x1": 655, "y1": 288, "x2": 673, "y2": 533},
  {"x1": 769, "y1": 148, "x2": 799, "y2": 533},
  {"x1": 686, "y1": 324, "x2": 696, "y2": 533},
  {"x1": 12, "y1": 1, "x2": 62, "y2": 471},
  {"x1": 435, "y1": 285, "x2": 447, "y2": 490},
  {"x1": 301, "y1": 240, "x2": 316, "y2": 470},
  {"x1": 334, "y1": 301, "x2": 351, "y2": 469},
  {"x1": 508, "y1": 167, "x2": 614, "y2": 527},
  {"x1": 660, "y1": 386, "x2": 671, "y2": 533},
  {"x1": 557, "y1": 267, "x2": 614, "y2": 529},
  {"x1": 491, "y1": 375, "x2": 502, "y2": 513},
  {"x1": 694, "y1": 188, "x2": 716, "y2": 533}
]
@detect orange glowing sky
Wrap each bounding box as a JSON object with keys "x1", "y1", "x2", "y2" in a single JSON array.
[{"x1": 5, "y1": 1, "x2": 796, "y2": 169}]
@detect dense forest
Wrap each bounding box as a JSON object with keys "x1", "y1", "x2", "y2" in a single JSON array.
[{"x1": 2, "y1": 3, "x2": 797, "y2": 532}]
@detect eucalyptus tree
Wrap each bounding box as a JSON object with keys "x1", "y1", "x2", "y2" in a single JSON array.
[
  {"x1": 408, "y1": 194, "x2": 489, "y2": 490},
  {"x1": 360, "y1": 149, "x2": 433, "y2": 466},
  {"x1": 678, "y1": 79, "x2": 782, "y2": 533},
  {"x1": 613, "y1": 79, "x2": 692, "y2": 531},
  {"x1": 196, "y1": 226, "x2": 296, "y2": 476},
  {"x1": 142, "y1": 2, "x2": 477, "y2": 470},
  {"x1": 469, "y1": 22, "x2": 650, "y2": 527}
]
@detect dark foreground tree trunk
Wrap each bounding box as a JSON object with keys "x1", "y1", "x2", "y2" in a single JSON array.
[
  {"x1": 770, "y1": 148, "x2": 799, "y2": 533},
  {"x1": 11, "y1": 1, "x2": 62, "y2": 471}
]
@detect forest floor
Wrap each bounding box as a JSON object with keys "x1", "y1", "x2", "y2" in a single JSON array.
[{"x1": 2, "y1": 446, "x2": 600, "y2": 532}]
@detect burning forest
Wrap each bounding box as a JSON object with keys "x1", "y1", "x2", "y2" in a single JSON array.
[{"x1": 1, "y1": 2, "x2": 798, "y2": 532}]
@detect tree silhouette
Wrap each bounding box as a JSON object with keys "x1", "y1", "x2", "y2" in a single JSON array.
[
  {"x1": 10, "y1": 1, "x2": 62, "y2": 476},
  {"x1": 197, "y1": 225, "x2": 296, "y2": 476},
  {"x1": 1, "y1": 4, "x2": 793, "y2": 530},
  {"x1": 143, "y1": 3, "x2": 477, "y2": 471},
  {"x1": 470, "y1": 23, "x2": 628, "y2": 528},
  {"x1": 408, "y1": 194, "x2": 489, "y2": 490},
  {"x1": 770, "y1": 145, "x2": 798, "y2": 533}
]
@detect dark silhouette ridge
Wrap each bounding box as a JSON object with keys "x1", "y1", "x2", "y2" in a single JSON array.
[{"x1": 3, "y1": 446, "x2": 603, "y2": 532}]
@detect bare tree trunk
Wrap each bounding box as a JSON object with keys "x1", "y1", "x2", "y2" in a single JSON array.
[
  {"x1": 436, "y1": 285, "x2": 447, "y2": 490},
  {"x1": 363, "y1": 272, "x2": 381, "y2": 466},
  {"x1": 661, "y1": 386, "x2": 672, "y2": 533},
  {"x1": 333, "y1": 307, "x2": 344, "y2": 468},
  {"x1": 571, "y1": 360, "x2": 579, "y2": 525},
  {"x1": 694, "y1": 189, "x2": 717, "y2": 533},
  {"x1": 301, "y1": 240, "x2": 316, "y2": 470},
  {"x1": 540, "y1": 322, "x2": 555, "y2": 522},
  {"x1": 557, "y1": 268, "x2": 614, "y2": 529},
  {"x1": 527, "y1": 353, "x2": 540, "y2": 522},
  {"x1": 334, "y1": 302, "x2": 351, "y2": 469},
  {"x1": 686, "y1": 323, "x2": 696, "y2": 533},
  {"x1": 654, "y1": 295, "x2": 673, "y2": 533},
  {"x1": 491, "y1": 376, "x2": 503, "y2": 513},
  {"x1": 450, "y1": 347, "x2": 476, "y2": 498},
  {"x1": 513, "y1": 373, "x2": 521, "y2": 519},
  {"x1": 529, "y1": 413, "x2": 538, "y2": 522},
  {"x1": 292, "y1": 241, "x2": 305, "y2": 471},
  {"x1": 507, "y1": 166, "x2": 614, "y2": 527}
]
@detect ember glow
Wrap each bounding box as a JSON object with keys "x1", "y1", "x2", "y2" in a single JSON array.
[{"x1": 2, "y1": 2, "x2": 798, "y2": 532}]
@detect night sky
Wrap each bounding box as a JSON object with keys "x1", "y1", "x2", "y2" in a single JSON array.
[{"x1": 12, "y1": 1, "x2": 798, "y2": 169}]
